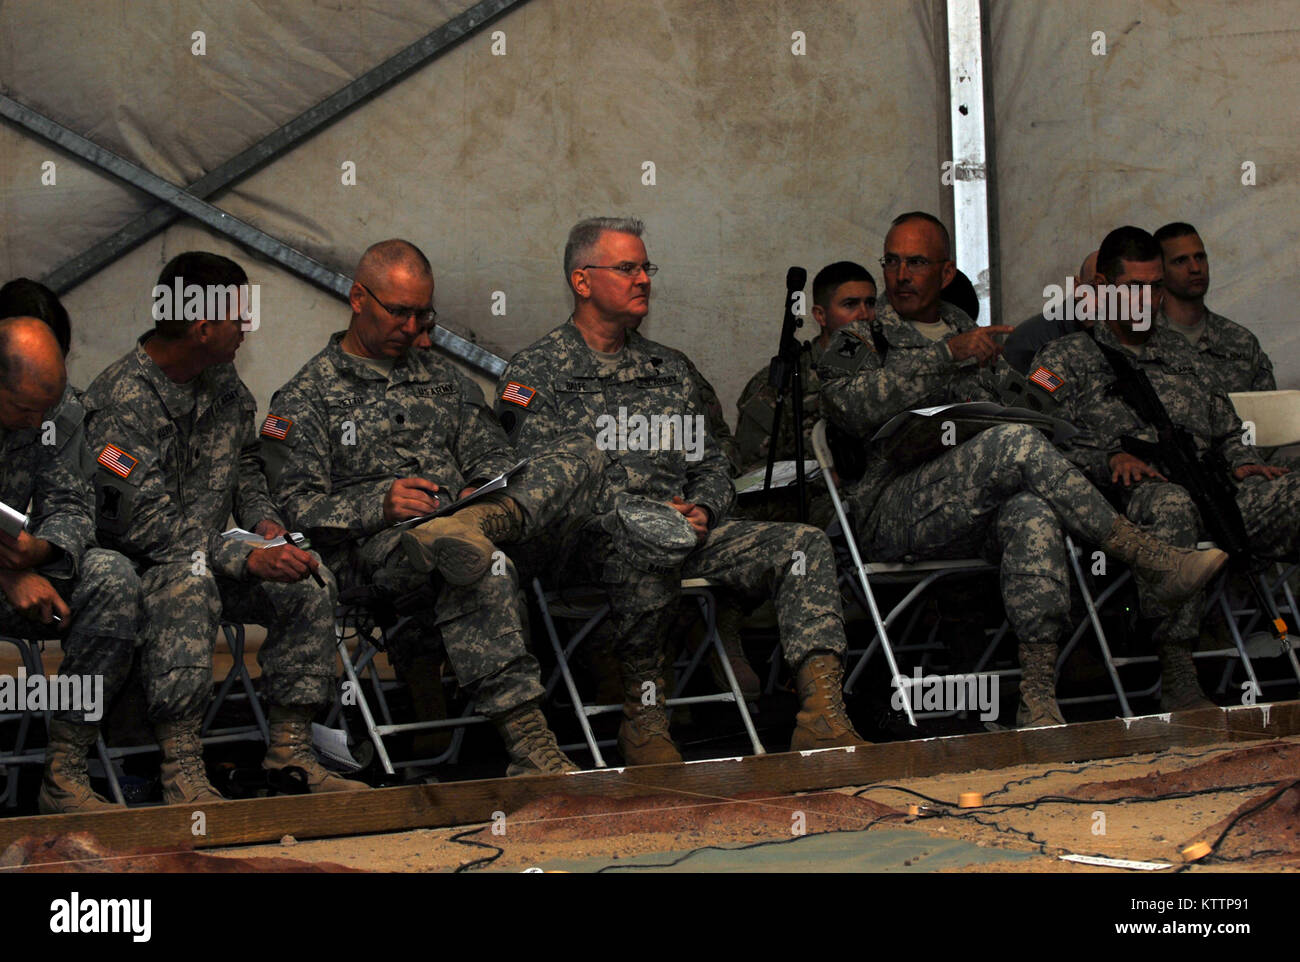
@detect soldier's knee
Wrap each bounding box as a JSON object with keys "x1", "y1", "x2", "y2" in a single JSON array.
[
  {"x1": 80, "y1": 548, "x2": 140, "y2": 592},
  {"x1": 145, "y1": 561, "x2": 221, "y2": 617}
]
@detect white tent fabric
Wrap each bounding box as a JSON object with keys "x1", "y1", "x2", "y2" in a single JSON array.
[{"x1": 1, "y1": 0, "x2": 1293, "y2": 417}]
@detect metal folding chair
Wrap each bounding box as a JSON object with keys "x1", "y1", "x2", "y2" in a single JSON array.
[
  {"x1": 532, "y1": 576, "x2": 764, "y2": 767},
  {"x1": 327, "y1": 589, "x2": 489, "y2": 778},
  {"x1": 0, "y1": 633, "x2": 125, "y2": 807},
  {"x1": 809, "y1": 419, "x2": 1019, "y2": 726}
]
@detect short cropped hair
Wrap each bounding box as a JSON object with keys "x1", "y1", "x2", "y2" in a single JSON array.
[
  {"x1": 812, "y1": 261, "x2": 876, "y2": 309},
  {"x1": 564, "y1": 217, "x2": 646, "y2": 287},
  {"x1": 1097, "y1": 227, "x2": 1161, "y2": 281},
  {"x1": 1153, "y1": 221, "x2": 1200, "y2": 247},
  {"x1": 154, "y1": 252, "x2": 248, "y2": 339},
  {"x1": 889, "y1": 211, "x2": 952, "y2": 260},
  {"x1": 0, "y1": 277, "x2": 70, "y2": 356}
]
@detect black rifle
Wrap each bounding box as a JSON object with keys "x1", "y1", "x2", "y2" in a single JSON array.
[
  {"x1": 762, "y1": 267, "x2": 809, "y2": 521},
  {"x1": 1095, "y1": 341, "x2": 1289, "y2": 642}
]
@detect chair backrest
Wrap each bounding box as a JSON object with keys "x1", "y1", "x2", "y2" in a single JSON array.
[
  {"x1": 1230, "y1": 390, "x2": 1300, "y2": 448},
  {"x1": 810, "y1": 419, "x2": 836, "y2": 476}
]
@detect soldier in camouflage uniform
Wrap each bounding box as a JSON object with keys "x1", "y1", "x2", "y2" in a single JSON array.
[
  {"x1": 0, "y1": 318, "x2": 139, "y2": 814},
  {"x1": 817, "y1": 213, "x2": 1228, "y2": 728},
  {"x1": 264, "y1": 240, "x2": 603, "y2": 776},
  {"x1": 1034, "y1": 226, "x2": 1299, "y2": 709},
  {"x1": 496, "y1": 217, "x2": 866, "y2": 763},
  {"x1": 1154, "y1": 223, "x2": 1276, "y2": 395},
  {"x1": 734, "y1": 261, "x2": 878, "y2": 530},
  {"x1": 83, "y1": 252, "x2": 365, "y2": 804}
]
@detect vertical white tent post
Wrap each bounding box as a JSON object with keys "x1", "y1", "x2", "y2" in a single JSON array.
[{"x1": 946, "y1": 0, "x2": 993, "y2": 326}]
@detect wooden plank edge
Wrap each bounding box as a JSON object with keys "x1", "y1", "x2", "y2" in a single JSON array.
[{"x1": 1, "y1": 700, "x2": 1295, "y2": 854}]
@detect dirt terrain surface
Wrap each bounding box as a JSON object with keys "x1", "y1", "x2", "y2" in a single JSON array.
[{"x1": 190, "y1": 733, "x2": 1300, "y2": 873}]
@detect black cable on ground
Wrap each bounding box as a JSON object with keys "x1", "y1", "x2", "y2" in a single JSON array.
[{"x1": 449, "y1": 826, "x2": 504, "y2": 873}]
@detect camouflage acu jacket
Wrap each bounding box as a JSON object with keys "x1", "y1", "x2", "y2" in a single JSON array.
[
  {"x1": 264, "y1": 333, "x2": 513, "y2": 571},
  {"x1": 735, "y1": 339, "x2": 824, "y2": 471},
  {"x1": 495, "y1": 319, "x2": 735, "y2": 525},
  {"x1": 0, "y1": 384, "x2": 96, "y2": 579},
  {"x1": 1031, "y1": 321, "x2": 1261, "y2": 490},
  {"x1": 816, "y1": 300, "x2": 992, "y2": 509},
  {"x1": 83, "y1": 334, "x2": 283, "y2": 579},
  {"x1": 1155, "y1": 309, "x2": 1276, "y2": 394}
]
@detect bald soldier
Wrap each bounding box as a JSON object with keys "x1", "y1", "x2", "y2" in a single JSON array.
[
  {"x1": 817, "y1": 212, "x2": 1228, "y2": 727},
  {"x1": 264, "y1": 239, "x2": 605, "y2": 776},
  {"x1": 0, "y1": 318, "x2": 139, "y2": 813},
  {"x1": 1003, "y1": 251, "x2": 1099, "y2": 374},
  {"x1": 496, "y1": 217, "x2": 867, "y2": 765},
  {"x1": 84, "y1": 252, "x2": 364, "y2": 804}
]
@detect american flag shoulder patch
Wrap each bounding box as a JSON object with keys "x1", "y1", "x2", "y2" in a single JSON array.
[
  {"x1": 501, "y1": 382, "x2": 536, "y2": 407},
  {"x1": 261, "y1": 413, "x2": 293, "y2": 440},
  {"x1": 97, "y1": 443, "x2": 139, "y2": 479},
  {"x1": 1028, "y1": 366, "x2": 1064, "y2": 393}
]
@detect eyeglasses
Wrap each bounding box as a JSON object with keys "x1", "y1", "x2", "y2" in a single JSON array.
[
  {"x1": 879, "y1": 255, "x2": 946, "y2": 273},
  {"x1": 357, "y1": 280, "x2": 437, "y2": 326},
  {"x1": 582, "y1": 262, "x2": 659, "y2": 277}
]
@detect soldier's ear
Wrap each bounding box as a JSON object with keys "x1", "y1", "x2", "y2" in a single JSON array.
[
  {"x1": 811, "y1": 303, "x2": 827, "y2": 330},
  {"x1": 570, "y1": 268, "x2": 591, "y2": 299}
]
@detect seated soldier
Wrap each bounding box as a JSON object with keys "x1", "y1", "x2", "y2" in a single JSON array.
[
  {"x1": 265, "y1": 239, "x2": 605, "y2": 776},
  {"x1": 0, "y1": 317, "x2": 139, "y2": 813},
  {"x1": 84, "y1": 252, "x2": 364, "y2": 803},
  {"x1": 817, "y1": 212, "x2": 1228, "y2": 728},
  {"x1": 1033, "y1": 226, "x2": 1298, "y2": 709},
  {"x1": 496, "y1": 216, "x2": 868, "y2": 764}
]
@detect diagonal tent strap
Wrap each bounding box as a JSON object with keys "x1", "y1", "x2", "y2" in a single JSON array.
[
  {"x1": 3, "y1": 0, "x2": 526, "y2": 377},
  {"x1": 1, "y1": 92, "x2": 506, "y2": 377}
]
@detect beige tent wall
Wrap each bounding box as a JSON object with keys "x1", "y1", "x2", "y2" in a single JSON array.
[
  {"x1": 988, "y1": 0, "x2": 1299, "y2": 387},
  {"x1": 1, "y1": 0, "x2": 945, "y2": 416}
]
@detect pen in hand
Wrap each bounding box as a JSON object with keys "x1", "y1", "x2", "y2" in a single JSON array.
[{"x1": 287, "y1": 532, "x2": 326, "y2": 588}]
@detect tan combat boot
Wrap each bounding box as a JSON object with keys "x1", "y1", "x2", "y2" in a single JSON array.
[
  {"x1": 494, "y1": 702, "x2": 578, "y2": 776},
  {"x1": 1158, "y1": 641, "x2": 1215, "y2": 711},
  {"x1": 1100, "y1": 517, "x2": 1228, "y2": 608},
  {"x1": 38, "y1": 719, "x2": 123, "y2": 815},
  {"x1": 790, "y1": 653, "x2": 868, "y2": 751},
  {"x1": 708, "y1": 601, "x2": 761, "y2": 700},
  {"x1": 618, "y1": 663, "x2": 683, "y2": 766},
  {"x1": 1016, "y1": 642, "x2": 1066, "y2": 728},
  {"x1": 156, "y1": 720, "x2": 225, "y2": 805},
  {"x1": 401, "y1": 495, "x2": 526, "y2": 585},
  {"x1": 263, "y1": 706, "x2": 369, "y2": 793}
]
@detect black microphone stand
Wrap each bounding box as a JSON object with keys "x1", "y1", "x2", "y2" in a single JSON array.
[{"x1": 762, "y1": 268, "x2": 809, "y2": 522}]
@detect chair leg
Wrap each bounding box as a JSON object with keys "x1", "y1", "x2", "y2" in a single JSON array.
[{"x1": 532, "y1": 579, "x2": 606, "y2": 768}]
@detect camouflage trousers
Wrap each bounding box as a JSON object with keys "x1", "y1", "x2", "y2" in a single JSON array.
[
  {"x1": 863, "y1": 424, "x2": 1122, "y2": 647},
  {"x1": 356, "y1": 433, "x2": 605, "y2": 719},
  {"x1": 733, "y1": 486, "x2": 835, "y2": 529},
  {"x1": 1125, "y1": 473, "x2": 1300, "y2": 640},
  {"x1": 564, "y1": 518, "x2": 847, "y2": 674},
  {"x1": 139, "y1": 557, "x2": 338, "y2": 723},
  {"x1": 0, "y1": 548, "x2": 139, "y2": 725}
]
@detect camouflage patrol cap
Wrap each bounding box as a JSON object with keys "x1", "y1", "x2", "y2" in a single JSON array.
[{"x1": 607, "y1": 496, "x2": 698, "y2": 573}]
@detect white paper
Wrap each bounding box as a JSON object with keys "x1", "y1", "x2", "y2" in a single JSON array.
[
  {"x1": 392, "y1": 458, "x2": 531, "y2": 530},
  {"x1": 735, "y1": 460, "x2": 822, "y2": 495},
  {"x1": 1058, "y1": 854, "x2": 1172, "y2": 871},
  {"x1": 311, "y1": 723, "x2": 364, "y2": 772},
  {"x1": 0, "y1": 500, "x2": 28, "y2": 539},
  {"x1": 220, "y1": 527, "x2": 301, "y2": 549}
]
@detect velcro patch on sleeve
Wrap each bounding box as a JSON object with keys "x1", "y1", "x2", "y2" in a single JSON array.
[
  {"x1": 97, "y1": 443, "x2": 139, "y2": 479},
  {"x1": 261, "y1": 413, "x2": 293, "y2": 440},
  {"x1": 500, "y1": 382, "x2": 537, "y2": 407},
  {"x1": 1028, "y1": 366, "x2": 1064, "y2": 393}
]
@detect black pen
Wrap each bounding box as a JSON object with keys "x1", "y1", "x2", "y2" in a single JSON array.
[{"x1": 287, "y1": 532, "x2": 326, "y2": 588}]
